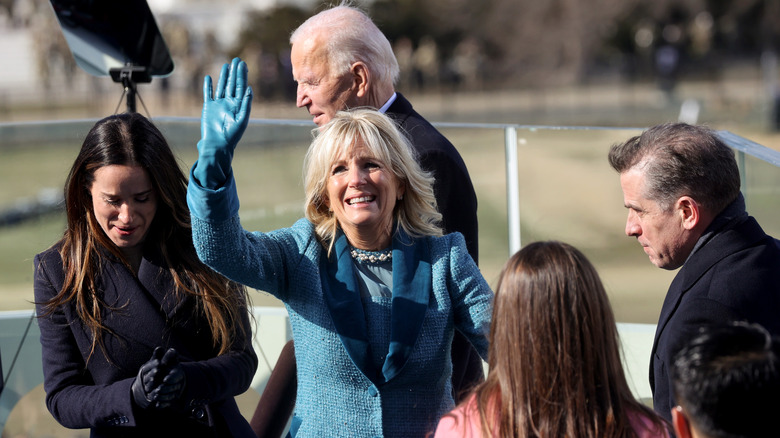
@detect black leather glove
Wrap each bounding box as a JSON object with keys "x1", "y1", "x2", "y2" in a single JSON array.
[
  {"x1": 131, "y1": 347, "x2": 165, "y2": 409},
  {"x1": 153, "y1": 348, "x2": 186, "y2": 408}
]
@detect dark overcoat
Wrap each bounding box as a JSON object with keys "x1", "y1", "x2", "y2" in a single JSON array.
[
  {"x1": 650, "y1": 215, "x2": 780, "y2": 421},
  {"x1": 34, "y1": 244, "x2": 258, "y2": 437},
  {"x1": 387, "y1": 93, "x2": 479, "y2": 263}
]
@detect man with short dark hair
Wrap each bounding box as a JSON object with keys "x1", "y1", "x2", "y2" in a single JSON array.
[
  {"x1": 670, "y1": 322, "x2": 780, "y2": 438},
  {"x1": 608, "y1": 122, "x2": 780, "y2": 421}
]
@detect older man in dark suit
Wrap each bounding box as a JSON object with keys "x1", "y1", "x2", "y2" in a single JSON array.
[
  {"x1": 289, "y1": 5, "x2": 478, "y2": 262},
  {"x1": 608, "y1": 122, "x2": 780, "y2": 422}
]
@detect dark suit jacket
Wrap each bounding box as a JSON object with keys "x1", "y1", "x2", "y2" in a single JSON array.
[
  {"x1": 387, "y1": 93, "x2": 479, "y2": 263},
  {"x1": 650, "y1": 215, "x2": 780, "y2": 421},
  {"x1": 34, "y1": 244, "x2": 258, "y2": 438}
]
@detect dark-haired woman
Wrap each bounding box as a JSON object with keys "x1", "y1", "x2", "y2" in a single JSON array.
[
  {"x1": 435, "y1": 241, "x2": 669, "y2": 438},
  {"x1": 34, "y1": 112, "x2": 257, "y2": 437}
]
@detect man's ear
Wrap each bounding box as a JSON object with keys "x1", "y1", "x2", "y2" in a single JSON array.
[
  {"x1": 672, "y1": 406, "x2": 694, "y2": 438},
  {"x1": 676, "y1": 196, "x2": 700, "y2": 230},
  {"x1": 351, "y1": 62, "x2": 370, "y2": 98}
]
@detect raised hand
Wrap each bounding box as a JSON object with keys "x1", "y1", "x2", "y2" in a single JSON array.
[{"x1": 193, "y1": 57, "x2": 253, "y2": 189}]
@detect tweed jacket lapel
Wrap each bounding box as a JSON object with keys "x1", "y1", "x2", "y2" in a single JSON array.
[
  {"x1": 321, "y1": 233, "x2": 380, "y2": 383},
  {"x1": 321, "y1": 229, "x2": 432, "y2": 384},
  {"x1": 383, "y1": 230, "x2": 431, "y2": 382}
]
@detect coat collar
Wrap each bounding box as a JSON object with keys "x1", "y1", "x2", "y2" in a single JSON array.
[
  {"x1": 103, "y1": 245, "x2": 185, "y2": 320},
  {"x1": 655, "y1": 216, "x2": 767, "y2": 335},
  {"x1": 320, "y1": 227, "x2": 431, "y2": 384},
  {"x1": 136, "y1": 252, "x2": 186, "y2": 319},
  {"x1": 386, "y1": 92, "x2": 413, "y2": 122},
  {"x1": 649, "y1": 215, "x2": 769, "y2": 377}
]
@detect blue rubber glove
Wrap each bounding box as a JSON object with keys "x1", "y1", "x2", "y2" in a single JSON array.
[{"x1": 192, "y1": 57, "x2": 253, "y2": 189}]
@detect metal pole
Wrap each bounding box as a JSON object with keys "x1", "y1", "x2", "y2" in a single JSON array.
[
  {"x1": 125, "y1": 83, "x2": 137, "y2": 114},
  {"x1": 121, "y1": 73, "x2": 138, "y2": 114},
  {"x1": 505, "y1": 126, "x2": 521, "y2": 255}
]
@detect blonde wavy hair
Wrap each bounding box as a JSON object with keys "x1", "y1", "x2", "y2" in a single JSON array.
[{"x1": 303, "y1": 108, "x2": 442, "y2": 253}]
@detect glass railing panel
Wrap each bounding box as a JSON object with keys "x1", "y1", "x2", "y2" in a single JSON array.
[
  {"x1": 434, "y1": 125, "x2": 510, "y2": 284},
  {"x1": 5, "y1": 120, "x2": 776, "y2": 321},
  {"x1": 737, "y1": 153, "x2": 780, "y2": 239},
  {"x1": 0, "y1": 120, "x2": 90, "y2": 312},
  {"x1": 157, "y1": 118, "x2": 314, "y2": 308},
  {"x1": 439, "y1": 124, "x2": 678, "y2": 323},
  {"x1": 2, "y1": 119, "x2": 779, "y2": 432}
]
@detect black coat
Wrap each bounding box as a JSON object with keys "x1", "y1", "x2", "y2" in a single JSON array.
[
  {"x1": 650, "y1": 215, "x2": 780, "y2": 421},
  {"x1": 34, "y1": 244, "x2": 258, "y2": 438},
  {"x1": 387, "y1": 93, "x2": 480, "y2": 263}
]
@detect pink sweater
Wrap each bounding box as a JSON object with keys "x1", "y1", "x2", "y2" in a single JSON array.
[{"x1": 433, "y1": 395, "x2": 669, "y2": 438}]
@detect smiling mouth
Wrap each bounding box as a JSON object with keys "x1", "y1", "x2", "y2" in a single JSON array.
[
  {"x1": 347, "y1": 196, "x2": 375, "y2": 205},
  {"x1": 115, "y1": 226, "x2": 136, "y2": 236}
]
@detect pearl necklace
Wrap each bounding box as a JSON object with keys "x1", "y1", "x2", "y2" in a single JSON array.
[{"x1": 350, "y1": 247, "x2": 392, "y2": 264}]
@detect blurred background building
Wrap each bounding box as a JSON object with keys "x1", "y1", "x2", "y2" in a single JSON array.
[
  {"x1": 1, "y1": 0, "x2": 779, "y2": 132},
  {"x1": 3, "y1": 2, "x2": 780, "y2": 435}
]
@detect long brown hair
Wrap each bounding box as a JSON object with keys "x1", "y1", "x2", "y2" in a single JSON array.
[
  {"x1": 39, "y1": 113, "x2": 249, "y2": 362},
  {"x1": 471, "y1": 241, "x2": 667, "y2": 437}
]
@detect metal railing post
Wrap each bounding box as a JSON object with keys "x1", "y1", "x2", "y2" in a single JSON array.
[{"x1": 505, "y1": 126, "x2": 521, "y2": 255}]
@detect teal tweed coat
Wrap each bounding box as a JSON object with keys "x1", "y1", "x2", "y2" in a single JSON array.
[{"x1": 188, "y1": 175, "x2": 493, "y2": 438}]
